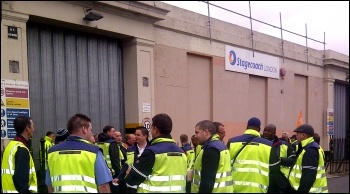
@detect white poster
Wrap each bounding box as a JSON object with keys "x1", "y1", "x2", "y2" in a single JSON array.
[{"x1": 225, "y1": 45, "x2": 280, "y2": 79}]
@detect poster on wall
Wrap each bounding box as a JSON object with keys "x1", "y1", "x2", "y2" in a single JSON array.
[
  {"x1": 327, "y1": 109, "x2": 334, "y2": 136},
  {"x1": 1, "y1": 79, "x2": 30, "y2": 139}
]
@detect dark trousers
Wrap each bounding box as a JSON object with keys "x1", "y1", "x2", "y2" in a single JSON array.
[
  {"x1": 186, "y1": 180, "x2": 191, "y2": 193},
  {"x1": 109, "y1": 181, "x2": 119, "y2": 193},
  {"x1": 126, "y1": 186, "x2": 137, "y2": 193}
]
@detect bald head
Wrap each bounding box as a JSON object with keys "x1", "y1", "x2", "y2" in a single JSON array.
[{"x1": 262, "y1": 124, "x2": 276, "y2": 141}]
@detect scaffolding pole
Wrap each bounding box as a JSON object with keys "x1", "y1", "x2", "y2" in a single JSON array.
[
  {"x1": 249, "y1": 1, "x2": 254, "y2": 57},
  {"x1": 201, "y1": 1, "x2": 325, "y2": 45},
  {"x1": 305, "y1": 23, "x2": 309, "y2": 70},
  {"x1": 279, "y1": 12, "x2": 284, "y2": 63},
  {"x1": 206, "y1": 1, "x2": 212, "y2": 44}
]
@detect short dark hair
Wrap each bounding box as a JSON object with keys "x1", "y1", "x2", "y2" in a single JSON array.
[
  {"x1": 46, "y1": 131, "x2": 55, "y2": 136},
  {"x1": 14, "y1": 116, "x2": 32, "y2": 134},
  {"x1": 180, "y1": 134, "x2": 188, "y2": 143},
  {"x1": 135, "y1": 126, "x2": 149, "y2": 137},
  {"x1": 313, "y1": 133, "x2": 321, "y2": 144},
  {"x1": 152, "y1": 113, "x2": 172, "y2": 135},
  {"x1": 213, "y1": 122, "x2": 224, "y2": 133},
  {"x1": 196, "y1": 120, "x2": 216, "y2": 135},
  {"x1": 67, "y1": 113, "x2": 91, "y2": 134},
  {"x1": 103, "y1": 125, "x2": 114, "y2": 133}
]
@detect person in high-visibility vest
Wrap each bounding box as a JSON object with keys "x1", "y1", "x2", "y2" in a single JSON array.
[
  {"x1": 115, "y1": 126, "x2": 150, "y2": 193},
  {"x1": 191, "y1": 134, "x2": 202, "y2": 159},
  {"x1": 180, "y1": 133, "x2": 195, "y2": 193},
  {"x1": 45, "y1": 113, "x2": 112, "y2": 193},
  {"x1": 290, "y1": 134, "x2": 298, "y2": 151},
  {"x1": 262, "y1": 124, "x2": 296, "y2": 192},
  {"x1": 1, "y1": 116, "x2": 38, "y2": 193},
  {"x1": 213, "y1": 122, "x2": 226, "y2": 143},
  {"x1": 289, "y1": 124, "x2": 328, "y2": 193},
  {"x1": 123, "y1": 113, "x2": 187, "y2": 193},
  {"x1": 40, "y1": 131, "x2": 55, "y2": 170},
  {"x1": 191, "y1": 120, "x2": 233, "y2": 193},
  {"x1": 227, "y1": 117, "x2": 281, "y2": 193}
]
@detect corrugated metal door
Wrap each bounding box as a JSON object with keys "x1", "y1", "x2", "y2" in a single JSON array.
[
  {"x1": 27, "y1": 22, "x2": 125, "y2": 164},
  {"x1": 333, "y1": 82, "x2": 349, "y2": 160}
]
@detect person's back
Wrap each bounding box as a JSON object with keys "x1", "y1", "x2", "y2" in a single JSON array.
[
  {"x1": 180, "y1": 134, "x2": 195, "y2": 193},
  {"x1": 180, "y1": 134, "x2": 195, "y2": 171},
  {"x1": 124, "y1": 113, "x2": 187, "y2": 193},
  {"x1": 46, "y1": 113, "x2": 112, "y2": 193},
  {"x1": 227, "y1": 117, "x2": 280, "y2": 193},
  {"x1": 95, "y1": 132, "x2": 115, "y2": 175}
]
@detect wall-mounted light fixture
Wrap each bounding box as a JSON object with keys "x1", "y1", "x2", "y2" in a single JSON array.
[
  {"x1": 280, "y1": 67, "x2": 286, "y2": 79},
  {"x1": 83, "y1": 8, "x2": 103, "y2": 21}
]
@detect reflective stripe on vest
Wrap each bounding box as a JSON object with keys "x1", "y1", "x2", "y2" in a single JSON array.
[
  {"x1": 228, "y1": 130, "x2": 273, "y2": 193},
  {"x1": 53, "y1": 185, "x2": 98, "y2": 193},
  {"x1": 233, "y1": 180, "x2": 268, "y2": 190},
  {"x1": 148, "y1": 175, "x2": 185, "y2": 182},
  {"x1": 48, "y1": 138, "x2": 98, "y2": 193},
  {"x1": 138, "y1": 183, "x2": 185, "y2": 192},
  {"x1": 191, "y1": 134, "x2": 233, "y2": 193},
  {"x1": 289, "y1": 137, "x2": 328, "y2": 193},
  {"x1": 231, "y1": 166, "x2": 269, "y2": 177},
  {"x1": 51, "y1": 174, "x2": 96, "y2": 184},
  {"x1": 137, "y1": 138, "x2": 187, "y2": 193},
  {"x1": 1, "y1": 141, "x2": 38, "y2": 193}
]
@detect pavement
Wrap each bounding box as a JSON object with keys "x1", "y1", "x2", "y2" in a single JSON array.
[{"x1": 327, "y1": 172, "x2": 349, "y2": 193}]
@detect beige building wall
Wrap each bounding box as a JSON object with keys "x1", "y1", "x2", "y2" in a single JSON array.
[
  {"x1": 1, "y1": 1, "x2": 349, "y2": 151},
  {"x1": 152, "y1": 2, "x2": 348, "y2": 147}
]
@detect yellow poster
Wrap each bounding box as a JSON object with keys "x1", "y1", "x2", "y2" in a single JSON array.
[{"x1": 6, "y1": 98, "x2": 29, "y2": 108}]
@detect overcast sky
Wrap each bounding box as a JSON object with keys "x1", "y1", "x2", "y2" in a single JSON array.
[{"x1": 162, "y1": 1, "x2": 349, "y2": 55}]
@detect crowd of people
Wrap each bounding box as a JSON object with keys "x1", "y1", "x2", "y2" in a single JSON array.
[{"x1": 1, "y1": 113, "x2": 328, "y2": 193}]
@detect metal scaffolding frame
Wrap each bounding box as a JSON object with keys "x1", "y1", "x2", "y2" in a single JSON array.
[{"x1": 203, "y1": 1, "x2": 327, "y2": 65}]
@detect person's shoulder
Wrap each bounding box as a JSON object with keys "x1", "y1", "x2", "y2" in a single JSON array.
[{"x1": 15, "y1": 146, "x2": 30, "y2": 155}]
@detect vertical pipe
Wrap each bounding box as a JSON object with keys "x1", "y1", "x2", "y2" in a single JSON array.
[
  {"x1": 324, "y1": 31, "x2": 326, "y2": 58},
  {"x1": 207, "y1": 1, "x2": 212, "y2": 44},
  {"x1": 279, "y1": 12, "x2": 284, "y2": 63},
  {"x1": 305, "y1": 23, "x2": 309, "y2": 70},
  {"x1": 249, "y1": 1, "x2": 254, "y2": 57}
]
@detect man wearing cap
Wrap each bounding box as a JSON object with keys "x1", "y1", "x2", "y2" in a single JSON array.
[
  {"x1": 55, "y1": 128, "x2": 69, "y2": 144},
  {"x1": 227, "y1": 117, "x2": 280, "y2": 193},
  {"x1": 288, "y1": 124, "x2": 328, "y2": 193}
]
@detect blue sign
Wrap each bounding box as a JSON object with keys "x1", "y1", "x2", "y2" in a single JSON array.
[
  {"x1": 7, "y1": 119, "x2": 14, "y2": 128},
  {"x1": 7, "y1": 129, "x2": 16, "y2": 138},
  {"x1": 1, "y1": 109, "x2": 5, "y2": 117},
  {"x1": 6, "y1": 108, "x2": 30, "y2": 118}
]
